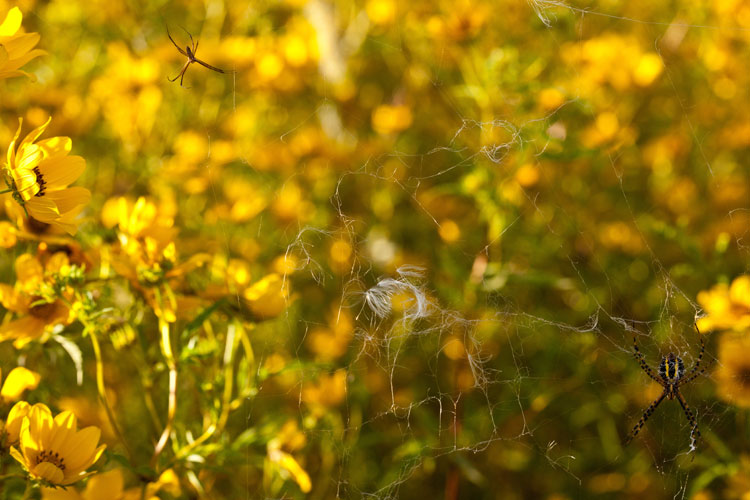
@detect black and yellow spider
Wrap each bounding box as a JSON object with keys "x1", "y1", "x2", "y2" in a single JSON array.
[{"x1": 625, "y1": 329, "x2": 706, "y2": 450}]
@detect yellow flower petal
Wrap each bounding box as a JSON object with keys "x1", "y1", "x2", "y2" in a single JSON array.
[
  {"x1": 26, "y1": 196, "x2": 62, "y2": 222},
  {"x1": 41, "y1": 486, "x2": 81, "y2": 500},
  {"x1": 6, "y1": 401, "x2": 32, "y2": 442},
  {"x1": 49, "y1": 411, "x2": 77, "y2": 453},
  {"x1": 7, "y1": 118, "x2": 23, "y2": 167},
  {"x1": 62, "y1": 426, "x2": 101, "y2": 471},
  {"x1": 1, "y1": 367, "x2": 41, "y2": 402},
  {"x1": 13, "y1": 172, "x2": 40, "y2": 200},
  {"x1": 152, "y1": 468, "x2": 181, "y2": 496},
  {"x1": 270, "y1": 449, "x2": 312, "y2": 493},
  {"x1": 81, "y1": 469, "x2": 124, "y2": 500},
  {"x1": 29, "y1": 404, "x2": 56, "y2": 451},
  {"x1": 243, "y1": 274, "x2": 289, "y2": 318},
  {"x1": 15, "y1": 253, "x2": 43, "y2": 284},
  {"x1": 18, "y1": 116, "x2": 51, "y2": 152},
  {"x1": 36, "y1": 136, "x2": 72, "y2": 156},
  {"x1": 0, "y1": 7, "x2": 22, "y2": 37},
  {"x1": 43, "y1": 187, "x2": 91, "y2": 213},
  {"x1": 2, "y1": 33, "x2": 40, "y2": 60},
  {"x1": 32, "y1": 461, "x2": 65, "y2": 484},
  {"x1": 38, "y1": 155, "x2": 86, "y2": 190},
  {"x1": 0, "y1": 316, "x2": 47, "y2": 343},
  {"x1": 19, "y1": 418, "x2": 38, "y2": 461},
  {"x1": 9, "y1": 445, "x2": 26, "y2": 468},
  {"x1": 730, "y1": 276, "x2": 750, "y2": 309}
]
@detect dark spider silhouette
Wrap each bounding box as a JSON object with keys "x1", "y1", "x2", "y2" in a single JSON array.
[
  {"x1": 625, "y1": 325, "x2": 706, "y2": 451},
  {"x1": 167, "y1": 26, "x2": 226, "y2": 87}
]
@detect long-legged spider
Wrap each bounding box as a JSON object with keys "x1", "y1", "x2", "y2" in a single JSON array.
[
  {"x1": 167, "y1": 26, "x2": 226, "y2": 87},
  {"x1": 625, "y1": 326, "x2": 706, "y2": 450}
]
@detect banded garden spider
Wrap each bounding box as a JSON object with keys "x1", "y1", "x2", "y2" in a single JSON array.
[{"x1": 625, "y1": 327, "x2": 706, "y2": 450}]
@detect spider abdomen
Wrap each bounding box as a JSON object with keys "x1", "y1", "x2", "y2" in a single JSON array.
[{"x1": 659, "y1": 353, "x2": 685, "y2": 383}]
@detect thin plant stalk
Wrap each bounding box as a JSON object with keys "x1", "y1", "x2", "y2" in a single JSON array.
[
  {"x1": 90, "y1": 330, "x2": 136, "y2": 463},
  {"x1": 152, "y1": 319, "x2": 177, "y2": 468}
]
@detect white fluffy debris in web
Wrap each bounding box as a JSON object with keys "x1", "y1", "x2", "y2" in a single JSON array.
[
  {"x1": 363, "y1": 265, "x2": 435, "y2": 321},
  {"x1": 528, "y1": 0, "x2": 571, "y2": 27}
]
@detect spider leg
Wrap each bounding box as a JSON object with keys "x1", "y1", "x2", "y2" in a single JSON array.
[
  {"x1": 179, "y1": 26, "x2": 197, "y2": 54},
  {"x1": 625, "y1": 391, "x2": 666, "y2": 444},
  {"x1": 194, "y1": 57, "x2": 226, "y2": 74},
  {"x1": 632, "y1": 336, "x2": 661, "y2": 383},
  {"x1": 680, "y1": 329, "x2": 706, "y2": 386},
  {"x1": 180, "y1": 62, "x2": 192, "y2": 87},
  {"x1": 166, "y1": 26, "x2": 188, "y2": 57},
  {"x1": 678, "y1": 365, "x2": 706, "y2": 387},
  {"x1": 168, "y1": 61, "x2": 190, "y2": 83},
  {"x1": 676, "y1": 391, "x2": 701, "y2": 451}
]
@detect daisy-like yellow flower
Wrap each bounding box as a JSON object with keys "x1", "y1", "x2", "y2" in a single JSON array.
[
  {"x1": 714, "y1": 332, "x2": 750, "y2": 408},
  {"x1": 0, "y1": 252, "x2": 73, "y2": 348},
  {"x1": 103, "y1": 197, "x2": 208, "y2": 322},
  {"x1": 4, "y1": 117, "x2": 91, "y2": 235},
  {"x1": 10, "y1": 404, "x2": 106, "y2": 485},
  {"x1": 0, "y1": 7, "x2": 44, "y2": 80},
  {"x1": 697, "y1": 275, "x2": 750, "y2": 333}
]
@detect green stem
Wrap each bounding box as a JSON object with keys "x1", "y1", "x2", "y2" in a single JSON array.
[
  {"x1": 131, "y1": 348, "x2": 162, "y2": 433},
  {"x1": 20, "y1": 480, "x2": 32, "y2": 500},
  {"x1": 90, "y1": 331, "x2": 136, "y2": 463},
  {"x1": 0, "y1": 458, "x2": 7, "y2": 497},
  {"x1": 0, "y1": 473, "x2": 26, "y2": 482},
  {"x1": 0, "y1": 189, "x2": 12, "y2": 195},
  {"x1": 151, "y1": 319, "x2": 177, "y2": 469}
]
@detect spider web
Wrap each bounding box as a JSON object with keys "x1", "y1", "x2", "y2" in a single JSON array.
[
  {"x1": 15, "y1": 0, "x2": 747, "y2": 498},
  {"x1": 204, "y1": 2, "x2": 743, "y2": 498}
]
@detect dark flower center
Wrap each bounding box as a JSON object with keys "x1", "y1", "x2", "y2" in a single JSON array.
[
  {"x1": 32, "y1": 166, "x2": 46, "y2": 197},
  {"x1": 36, "y1": 449, "x2": 66, "y2": 471},
  {"x1": 29, "y1": 299, "x2": 58, "y2": 320}
]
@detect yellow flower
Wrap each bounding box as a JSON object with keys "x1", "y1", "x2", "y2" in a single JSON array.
[
  {"x1": 0, "y1": 220, "x2": 17, "y2": 247},
  {"x1": 242, "y1": 274, "x2": 290, "y2": 318},
  {"x1": 0, "y1": 253, "x2": 73, "y2": 348},
  {"x1": 714, "y1": 332, "x2": 750, "y2": 408},
  {"x1": 725, "y1": 455, "x2": 750, "y2": 500},
  {"x1": 302, "y1": 369, "x2": 347, "y2": 412},
  {"x1": 371, "y1": 104, "x2": 413, "y2": 135},
  {"x1": 42, "y1": 468, "x2": 124, "y2": 500},
  {"x1": 5, "y1": 117, "x2": 90, "y2": 235},
  {"x1": 57, "y1": 397, "x2": 115, "y2": 443},
  {"x1": 103, "y1": 196, "x2": 208, "y2": 322},
  {"x1": 267, "y1": 423, "x2": 311, "y2": 494},
  {"x1": 120, "y1": 468, "x2": 180, "y2": 500},
  {"x1": 0, "y1": 7, "x2": 44, "y2": 80},
  {"x1": 0, "y1": 367, "x2": 41, "y2": 402},
  {"x1": 10, "y1": 405, "x2": 106, "y2": 485},
  {"x1": 697, "y1": 275, "x2": 750, "y2": 333}
]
